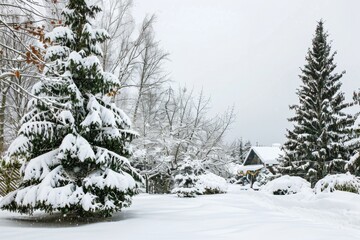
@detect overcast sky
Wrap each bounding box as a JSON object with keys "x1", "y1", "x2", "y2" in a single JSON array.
[{"x1": 132, "y1": 0, "x2": 360, "y2": 145}]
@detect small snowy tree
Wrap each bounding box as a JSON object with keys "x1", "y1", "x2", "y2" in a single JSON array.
[
  {"x1": 172, "y1": 160, "x2": 199, "y2": 197},
  {"x1": 0, "y1": 0, "x2": 141, "y2": 217},
  {"x1": 281, "y1": 20, "x2": 354, "y2": 186}
]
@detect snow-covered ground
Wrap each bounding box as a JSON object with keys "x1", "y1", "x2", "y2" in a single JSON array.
[{"x1": 1, "y1": 185, "x2": 360, "y2": 240}]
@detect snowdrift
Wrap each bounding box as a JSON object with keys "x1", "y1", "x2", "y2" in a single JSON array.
[
  {"x1": 197, "y1": 172, "x2": 227, "y2": 194},
  {"x1": 314, "y1": 173, "x2": 360, "y2": 194},
  {"x1": 261, "y1": 175, "x2": 311, "y2": 195}
]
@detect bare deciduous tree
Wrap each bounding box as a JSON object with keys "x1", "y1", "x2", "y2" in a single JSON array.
[
  {"x1": 132, "y1": 86, "x2": 236, "y2": 193},
  {"x1": 0, "y1": 0, "x2": 60, "y2": 152},
  {"x1": 132, "y1": 26, "x2": 169, "y2": 123}
]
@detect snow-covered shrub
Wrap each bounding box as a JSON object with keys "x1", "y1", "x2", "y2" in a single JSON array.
[
  {"x1": 172, "y1": 159, "x2": 227, "y2": 196},
  {"x1": 196, "y1": 172, "x2": 227, "y2": 194},
  {"x1": 255, "y1": 168, "x2": 279, "y2": 187},
  {"x1": 314, "y1": 173, "x2": 360, "y2": 194},
  {"x1": 132, "y1": 145, "x2": 174, "y2": 194},
  {"x1": 172, "y1": 161, "x2": 199, "y2": 197},
  {"x1": 261, "y1": 175, "x2": 311, "y2": 195}
]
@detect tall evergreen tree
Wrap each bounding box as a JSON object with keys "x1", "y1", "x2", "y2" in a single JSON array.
[
  {"x1": 0, "y1": 0, "x2": 141, "y2": 217},
  {"x1": 281, "y1": 20, "x2": 354, "y2": 185}
]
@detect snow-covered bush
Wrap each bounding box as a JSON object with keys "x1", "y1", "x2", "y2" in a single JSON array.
[
  {"x1": 172, "y1": 161, "x2": 199, "y2": 197},
  {"x1": 132, "y1": 144, "x2": 173, "y2": 194},
  {"x1": 196, "y1": 172, "x2": 227, "y2": 194},
  {"x1": 261, "y1": 175, "x2": 311, "y2": 195},
  {"x1": 314, "y1": 173, "x2": 360, "y2": 194},
  {"x1": 255, "y1": 168, "x2": 279, "y2": 187}
]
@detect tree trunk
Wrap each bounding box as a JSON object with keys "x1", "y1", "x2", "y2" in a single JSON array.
[
  {"x1": 132, "y1": 85, "x2": 143, "y2": 124},
  {"x1": 145, "y1": 174, "x2": 149, "y2": 193},
  {"x1": 0, "y1": 85, "x2": 9, "y2": 153}
]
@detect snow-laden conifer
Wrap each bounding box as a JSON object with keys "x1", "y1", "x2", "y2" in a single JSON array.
[
  {"x1": 281, "y1": 20, "x2": 354, "y2": 185},
  {"x1": 345, "y1": 92, "x2": 360, "y2": 176},
  {"x1": 0, "y1": 0, "x2": 141, "y2": 217},
  {"x1": 172, "y1": 160, "x2": 200, "y2": 197}
]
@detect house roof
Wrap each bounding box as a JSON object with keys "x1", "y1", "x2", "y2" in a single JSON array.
[{"x1": 244, "y1": 146, "x2": 282, "y2": 165}]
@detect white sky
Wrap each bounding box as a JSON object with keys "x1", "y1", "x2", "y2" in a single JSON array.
[{"x1": 132, "y1": 0, "x2": 360, "y2": 145}]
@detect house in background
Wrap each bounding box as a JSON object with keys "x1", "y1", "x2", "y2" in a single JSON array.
[{"x1": 238, "y1": 144, "x2": 282, "y2": 188}]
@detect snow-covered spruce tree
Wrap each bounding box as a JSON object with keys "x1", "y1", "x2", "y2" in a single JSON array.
[
  {"x1": 0, "y1": 0, "x2": 141, "y2": 217},
  {"x1": 281, "y1": 20, "x2": 354, "y2": 186},
  {"x1": 172, "y1": 160, "x2": 200, "y2": 198},
  {"x1": 345, "y1": 91, "x2": 360, "y2": 176}
]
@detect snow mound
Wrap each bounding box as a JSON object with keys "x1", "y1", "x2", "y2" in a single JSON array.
[
  {"x1": 197, "y1": 172, "x2": 227, "y2": 194},
  {"x1": 261, "y1": 175, "x2": 311, "y2": 195},
  {"x1": 314, "y1": 173, "x2": 360, "y2": 194}
]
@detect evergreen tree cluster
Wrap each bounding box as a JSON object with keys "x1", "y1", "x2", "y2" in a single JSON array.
[{"x1": 229, "y1": 138, "x2": 252, "y2": 164}]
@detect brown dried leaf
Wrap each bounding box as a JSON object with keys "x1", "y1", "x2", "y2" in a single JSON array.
[{"x1": 14, "y1": 70, "x2": 20, "y2": 79}]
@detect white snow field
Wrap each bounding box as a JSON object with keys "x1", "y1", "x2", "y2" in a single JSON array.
[{"x1": 1, "y1": 185, "x2": 360, "y2": 240}]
